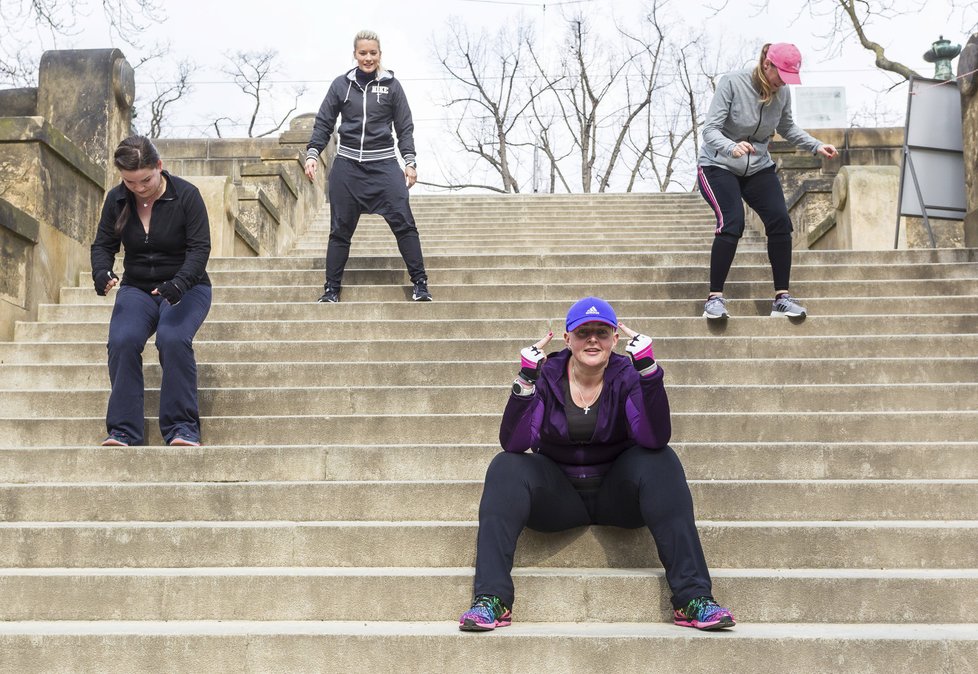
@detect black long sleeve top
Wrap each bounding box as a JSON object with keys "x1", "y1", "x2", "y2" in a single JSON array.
[{"x1": 90, "y1": 171, "x2": 211, "y2": 293}]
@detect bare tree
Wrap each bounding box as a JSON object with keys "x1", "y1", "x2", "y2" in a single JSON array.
[
  {"x1": 529, "y1": 12, "x2": 671, "y2": 193},
  {"x1": 124, "y1": 44, "x2": 198, "y2": 138},
  {"x1": 756, "y1": 0, "x2": 976, "y2": 82},
  {"x1": 219, "y1": 49, "x2": 306, "y2": 139},
  {"x1": 0, "y1": 0, "x2": 164, "y2": 85},
  {"x1": 431, "y1": 6, "x2": 734, "y2": 193},
  {"x1": 433, "y1": 17, "x2": 545, "y2": 193},
  {"x1": 145, "y1": 60, "x2": 197, "y2": 138},
  {"x1": 527, "y1": 96, "x2": 574, "y2": 193}
]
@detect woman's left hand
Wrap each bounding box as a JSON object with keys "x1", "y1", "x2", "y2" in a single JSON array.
[
  {"x1": 404, "y1": 165, "x2": 417, "y2": 189},
  {"x1": 817, "y1": 144, "x2": 839, "y2": 159},
  {"x1": 619, "y1": 322, "x2": 657, "y2": 375}
]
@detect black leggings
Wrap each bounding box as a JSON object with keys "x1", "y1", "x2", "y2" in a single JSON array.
[
  {"x1": 698, "y1": 164, "x2": 794, "y2": 293},
  {"x1": 473, "y1": 445, "x2": 713, "y2": 609}
]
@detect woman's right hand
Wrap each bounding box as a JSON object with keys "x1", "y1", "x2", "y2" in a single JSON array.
[
  {"x1": 304, "y1": 157, "x2": 317, "y2": 181},
  {"x1": 730, "y1": 141, "x2": 755, "y2": 159},
  {"x1": 518, "y1": 331, "x2": 553, "y2": 384},
  {"x1": 94, "y1": 270, "x2": 119, "y2": 296}
]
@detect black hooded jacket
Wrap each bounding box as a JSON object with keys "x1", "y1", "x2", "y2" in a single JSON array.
[{"x1": 305, "y1": 68, "x2": 416, "y2": 166}]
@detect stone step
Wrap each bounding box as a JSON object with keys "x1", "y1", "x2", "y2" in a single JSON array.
[
  {"x1": 1, "y1": 520, "x2": 974, "y2": 569},
  {"x1": 4, "y1": 383, "x2": 975, "y2": 417},
  {"x1": 15, "y1": 315, "x2": 978, "y2": 343},
  {"x1": 299, "y1": 225, "x2": 720, "y2": 236},
  {"x1": 2, "y1": 442, "x2": 975, "y2": 483},
  {"x1": 33, "y1": 296, "x2": 978, "y2": 324},
  {"x1": 293, "y1": 243, "x2": 721, "y2": 255},
  {"x1": 56, "y1": 278, "x2": 978, "y2": 305},
  {"x1": 1, "y1": 479, "x2": 975, "y2": 521},
  {"x1": 175, "y1": 262, "x2": 978, "y2": 287},
  {"x1": 3, "y1": 359, "x2": 975, "y2": 390},
  {"x1": 0, "y1": 621, "x2": 974, "y2": 674},
  {"x1": 302, "y1": 221, "x2": 719, "y2": 232},
  {"x1": 5, "y1": 411, "x2": 976, "y2": 447},
  {"x1": 0, "y1": 567, "x2": 974, "y2": 623},
  {"x1": 296, "y1": 231, "x2": 718, "y2": 243},
  {"x1": 193, "y1": 247, "x2": 978, "y2": 270},
  {"x1": 4, "y1": 334, "x2": 978, "y2": 364}
]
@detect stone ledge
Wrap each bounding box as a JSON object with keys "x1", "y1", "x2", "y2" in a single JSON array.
[
  {"x1": 0, "y1": 197, "x2": 40, "y2": 243},
  {"x1": 241, "y1": 162, "x2": 299, "y2": 199},
  {"x1": 807, "y1": 212, "x2": 837, "y2": 248},
  {"x1": 0, "y1": 116, "x2": 105, "y2": 188},
  {"x1": 234, "y1": 218, "x2": 260, "y2": 255},
  {"x1": 786, "y1": 177, "x2": 833, "y2": 211}
]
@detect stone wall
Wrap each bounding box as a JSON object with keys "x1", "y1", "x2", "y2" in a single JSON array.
[
  {"x1": 751, "y1": 126, "x2": 966, "y2": 251},
  {"x1": 154, "y1": 113, "x2": 331, "y2": 258},
  {"x1": 959, "y1": 33, "x2": 978, "y2": 246},
  {"x1": 0, "y1": 50, "x2": 129, "y2": 340},
  {"x1": 0, "y1": 48, "x2": 337, "y2": 338}
]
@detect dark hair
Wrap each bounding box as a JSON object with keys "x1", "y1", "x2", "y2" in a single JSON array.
[{"x1": 113, "y1": 135, "x2": 162, "y2": 235}]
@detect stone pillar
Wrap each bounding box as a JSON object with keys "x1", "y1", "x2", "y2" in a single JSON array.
[
  {"x1": 183, "y1": 176, "x2": 239, "y2": 258},
  {"x1": 959, "y1": 33, "x2": 978, "y2": 247},
  {"x1": 36, "y1": 48, "x2": 134, "y2": 188},
  {"x1": 829, "y1": 166, "x2": 904, "y2": 250}
]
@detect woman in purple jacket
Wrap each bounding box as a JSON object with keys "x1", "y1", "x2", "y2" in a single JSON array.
[{"x1": 458, "y1": 297, "x2": 734, "y2": 632}]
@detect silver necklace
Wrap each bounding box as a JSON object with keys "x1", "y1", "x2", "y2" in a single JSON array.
[
  {"x1": 570, "y1": 366, "x2": 602, "y2": 415},
  {"x1": 142, "y1": 177, "x2": 166, "y2": 208}
]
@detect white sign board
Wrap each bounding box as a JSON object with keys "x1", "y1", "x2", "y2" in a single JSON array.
[{"x1": 792, "y1": 86, "x2": 847, "y2": 128}]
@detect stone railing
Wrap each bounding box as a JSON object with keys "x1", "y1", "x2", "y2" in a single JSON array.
[
  {"x1": 155, "y1": 113, "x2": 334, "y2": 259},
  {"x1": 748, "y1": 126, "x2": 971, "y2": 250},
  {"x1": 0, "y1": 49, "x2": 131, "y2": 340}
]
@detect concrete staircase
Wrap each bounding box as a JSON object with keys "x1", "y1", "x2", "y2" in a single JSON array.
[{"x1": 1, "y1": 192, "x2": 976, "y2": 672}]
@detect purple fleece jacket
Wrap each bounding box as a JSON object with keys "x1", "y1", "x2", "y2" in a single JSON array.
[{"x1": 499, "y1": 349, "x2": 672, "y2": 478}]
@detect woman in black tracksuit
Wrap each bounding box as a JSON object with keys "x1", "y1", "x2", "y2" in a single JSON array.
[{"x1": 304, "y1": 29, "x2": 431, "y2": 303}]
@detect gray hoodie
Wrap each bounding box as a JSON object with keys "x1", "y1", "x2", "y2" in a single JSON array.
[{"x1": 698, "y1": 69, "x2": 823, "y2": 177}]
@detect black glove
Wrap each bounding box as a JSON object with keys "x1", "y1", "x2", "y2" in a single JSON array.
[
  {"x1": 155, "y1": 279, "x2": 185, "y2": 305},
  {"x1": 93, "y1": 270, "x2": 119, "y2": 296}
]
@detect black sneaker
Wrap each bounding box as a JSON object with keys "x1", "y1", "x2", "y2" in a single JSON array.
[
  {"x1": 317, "y1": 287, "x2": 340, "y2": 303},
  {"x1": 412, "y1": 279, "x2": 432, "y2": 301},
  {"x1": 101, "y1": 431, "x2": 131, "y2": 447}
]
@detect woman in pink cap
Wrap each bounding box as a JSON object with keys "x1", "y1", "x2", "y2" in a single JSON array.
[{"x1": 697, "y1": 42, "x2": 838, "y2": 320}]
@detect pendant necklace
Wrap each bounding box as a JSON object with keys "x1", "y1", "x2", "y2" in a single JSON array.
[
  {"x1": 571, "y1": 366, "x2": 602, "y2": 415},
  {"x1": 142, "y1": 177, "x2": 166, "y2": 208}
]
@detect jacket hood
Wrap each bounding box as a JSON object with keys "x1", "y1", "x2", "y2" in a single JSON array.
[{"x1": 345, "y1": 67, "x2": 394, "y2": 83}]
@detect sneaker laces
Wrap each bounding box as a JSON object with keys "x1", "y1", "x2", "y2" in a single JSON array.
[
  {"x1": 682, "y1": 596, "x2": 724, "y2": 620},
  {"x1": 470, "y1": 594, "x2": 503, "y2": 618}
]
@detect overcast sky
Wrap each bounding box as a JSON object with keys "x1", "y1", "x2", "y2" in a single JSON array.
[{"x1": 30, "y1": 0, "x2": 977, "y2": 190}]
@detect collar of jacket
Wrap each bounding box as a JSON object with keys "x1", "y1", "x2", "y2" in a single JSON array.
[
  {"x1": 344, "y1": 67, "x2": 394, "y2": 84},
  {"x1": 539, "y1": 347, "x2": 630, "y2": 406}
]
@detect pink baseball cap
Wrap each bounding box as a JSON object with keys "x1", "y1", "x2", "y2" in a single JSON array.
[{"x1": 767, "y1": 43, "x2": 802, "y2": 85}]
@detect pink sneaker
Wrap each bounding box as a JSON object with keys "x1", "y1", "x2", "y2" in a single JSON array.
[
  {"x1": 674, "y1": 596, "x2": 735, "y2": 630},
  {"x1": 458, "y1": 595, "x2": 512, "y2": 632}
]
